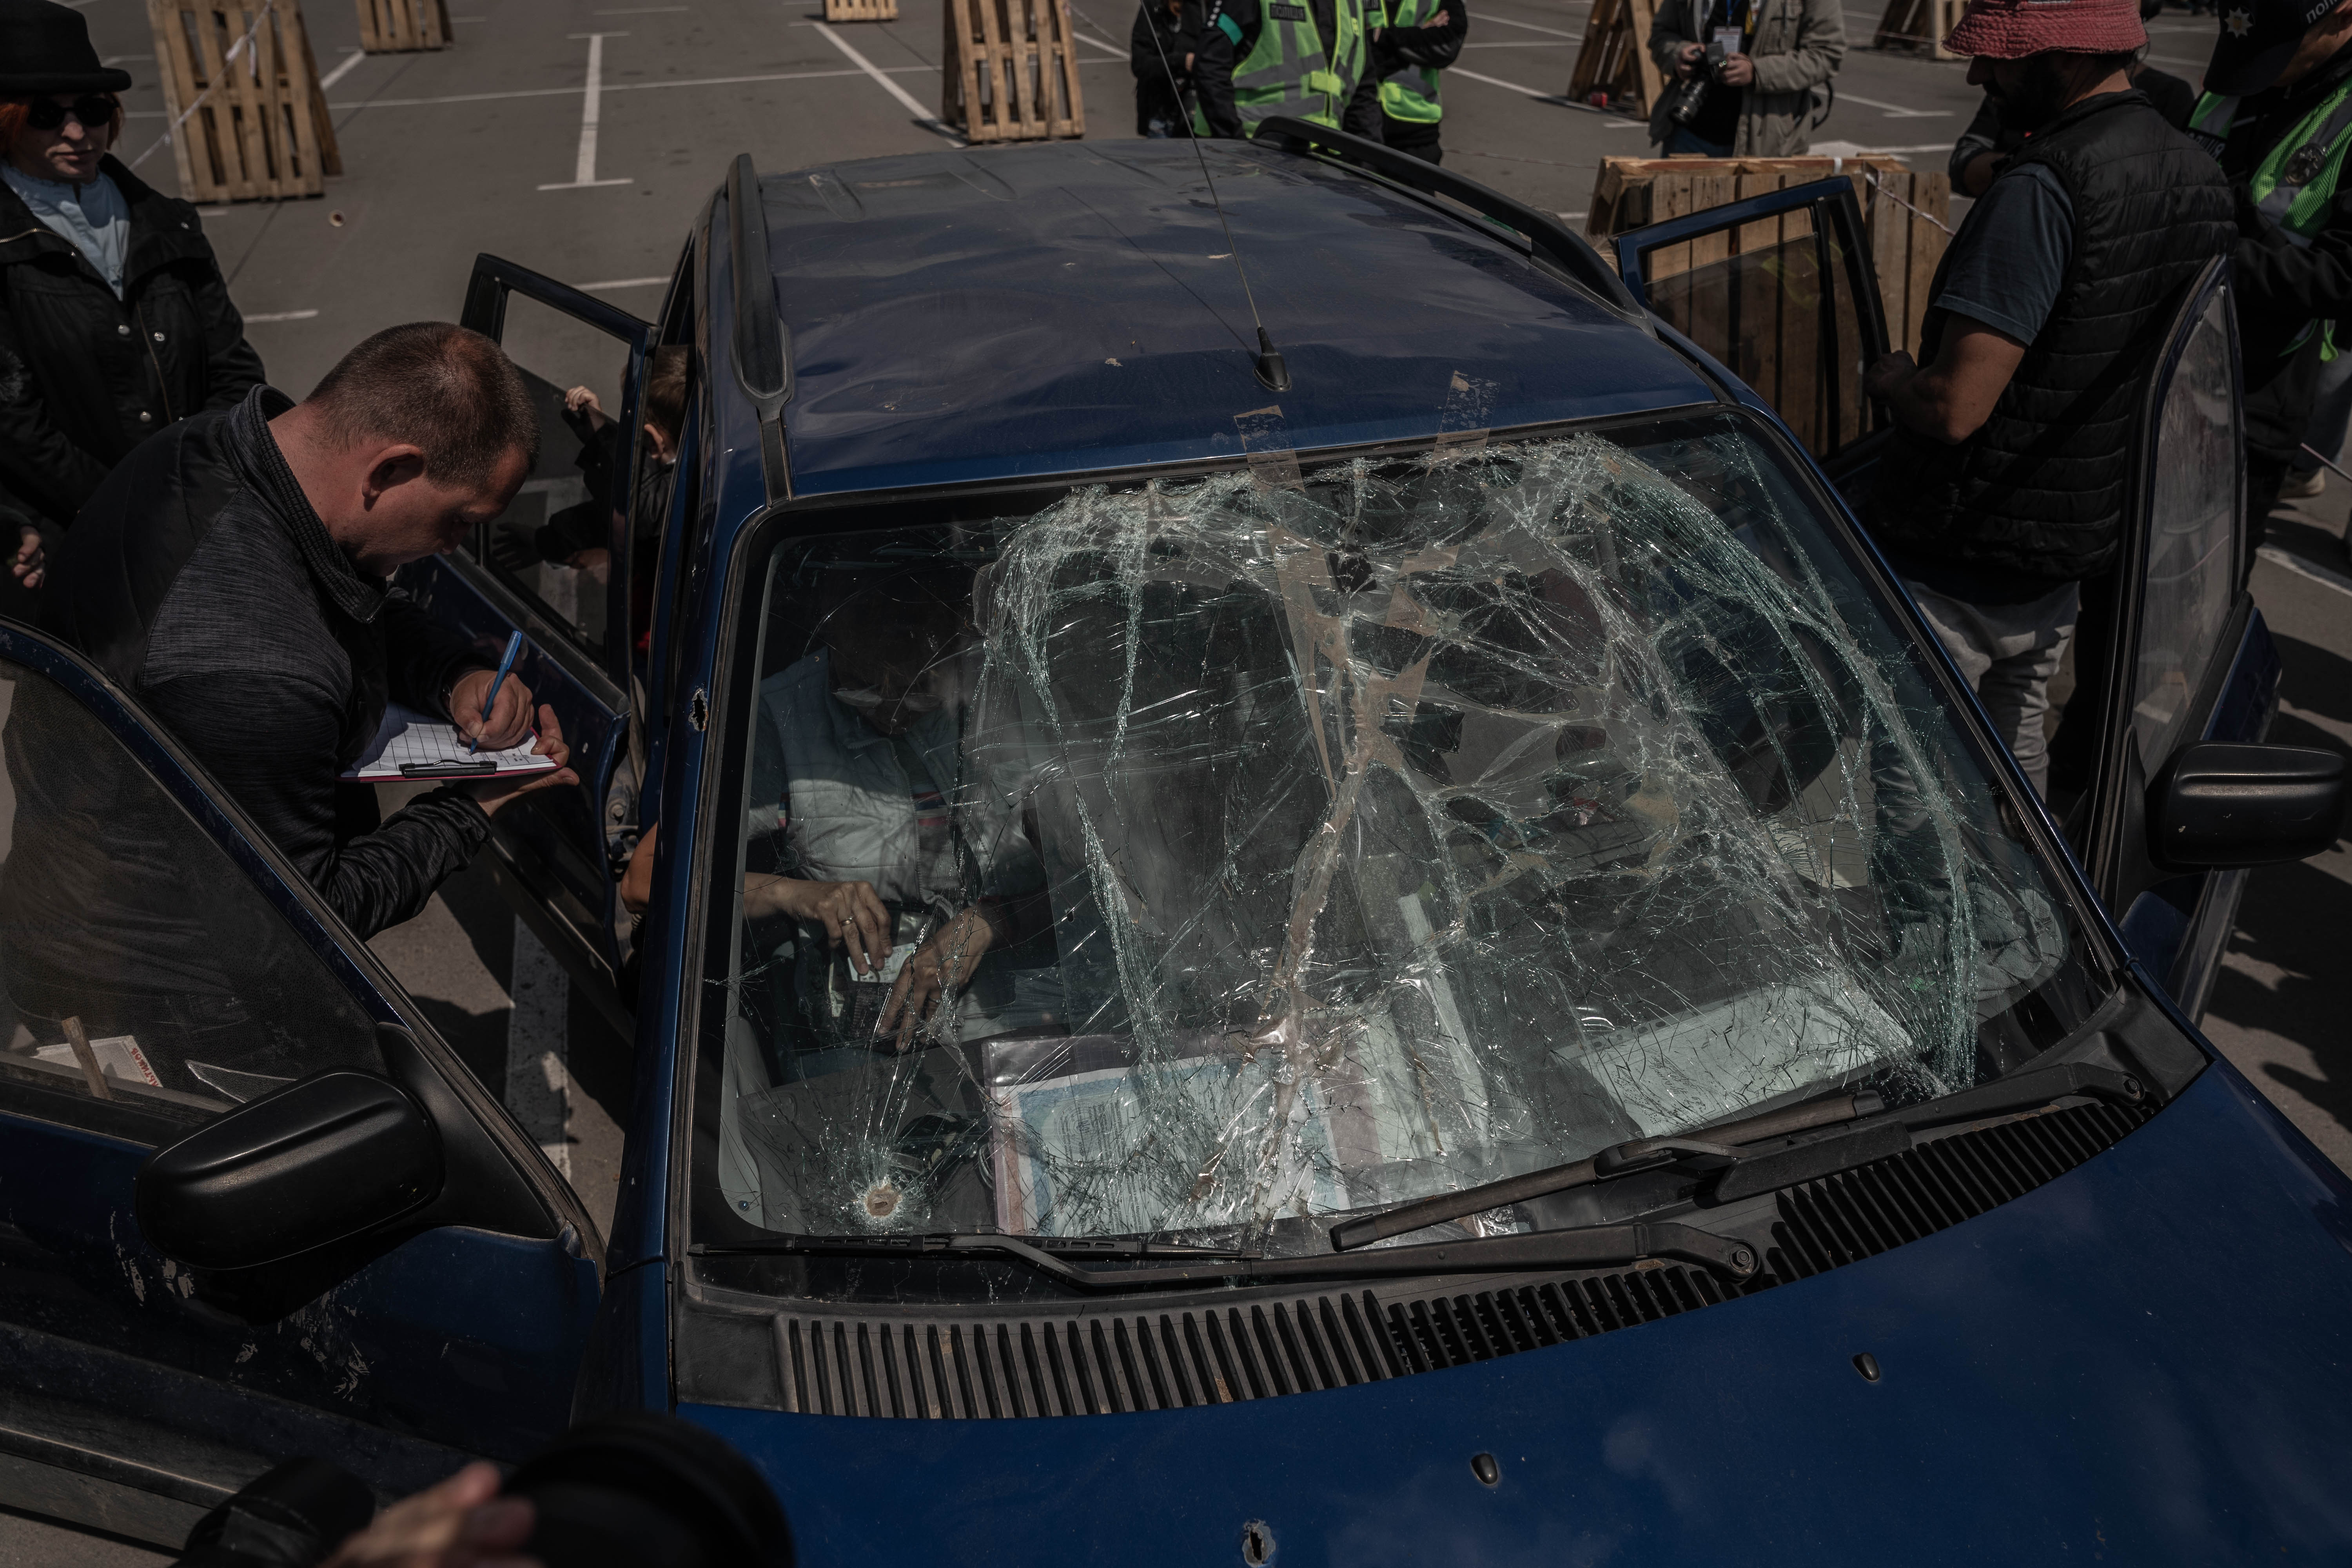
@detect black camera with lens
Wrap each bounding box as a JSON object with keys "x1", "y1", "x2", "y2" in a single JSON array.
[{"x1": 1664, "y1": 36, "x2": 1732, "y2": 126}]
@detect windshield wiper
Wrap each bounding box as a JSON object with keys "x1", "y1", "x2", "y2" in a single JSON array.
[
  {"x1": 692, "y1": 1225, "x2": 1759, "y2": 1291},
  {"x1": 1332, "y1": 1063, "x2": 2151, "y2": 1251},
  {"x1": 1329, "y1": 1087, "x2": 1885, "y2": 1253}
]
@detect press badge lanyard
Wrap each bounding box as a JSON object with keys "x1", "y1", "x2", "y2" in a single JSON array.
[{"x1": 1711, "y1": 0, "x2": 1752, "y2": 54}]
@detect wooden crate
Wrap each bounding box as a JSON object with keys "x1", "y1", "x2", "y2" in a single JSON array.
[
  {"x1": 824, "y1": 0, "x2": 898, "y2": 18},
  {"x1": 942, "y1": 0, "x2": 1084, "y2": 142},
  {"x1": 1585, "y1": 156, "x2": 1949, "y2": 454},
  {"x1": 1566, "y1": 0, "x2": 1666, "y2": 118},
  {"x1": 1873, "y1": 0, "x2": 1963, "y2": 56},
  {"x1": 1586, "y1": 155, "x2": 1949, "y2": 354},
  {"x1": 147, "y1": 0, "x2": 342, "y2": 203},
  {"x1": 356, "y1": 0, "x2": 448, "y2": 52}
]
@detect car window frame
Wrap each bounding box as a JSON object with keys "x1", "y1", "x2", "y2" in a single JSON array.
[
  {"x1": 458, "y1": 254, "x2": 657, "y2": 689},
  {"x1": 0, "y1": 620, "x2": 606, "y2": 1263},
  {"x1": 2084, "y1": 256, "x2": 2249, "y2": 911},
  {"x1": 663, "y1": 401, "x2": 2136, "y2": 1281}
]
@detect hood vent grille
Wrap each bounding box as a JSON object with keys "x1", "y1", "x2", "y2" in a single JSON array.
[
  {"x1": 1769, "y1": 1100, "x2": 2152, "y2": 1278},
  {"x1": 757, "y1": 1100, "x2": 2152, "y2": 1419}
]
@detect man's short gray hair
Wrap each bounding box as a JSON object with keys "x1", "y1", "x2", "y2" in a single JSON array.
[{"x1": 305, "y1": 322, "x2": 539, "y2": 490}]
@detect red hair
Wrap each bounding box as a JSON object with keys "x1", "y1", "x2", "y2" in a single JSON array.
[{"x1": 0, "y1": 93, "x2": 127, "y2": 151}]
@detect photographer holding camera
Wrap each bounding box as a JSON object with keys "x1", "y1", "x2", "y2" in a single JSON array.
[{"x1": 1646, "y1": 0, "x2": 1844, "y2": 156}]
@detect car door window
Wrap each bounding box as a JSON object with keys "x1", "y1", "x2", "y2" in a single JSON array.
[
  {"x1": 479, "y1": 289, "x2": 650, "y2": 664},
  {"x1": 1617, "y1": 179, "x2": 1889, "y2": 461},
  {"x1": 0, "y1": 660, "x2": 380, "y2": 1136},
  {"x1": 2129, "y1": 276, "x2": 2240, "y2": 773}
]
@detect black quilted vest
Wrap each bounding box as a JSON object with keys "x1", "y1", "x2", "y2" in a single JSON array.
[{"x1": 1868, "y1": 90, "x2": 2236, "y2": 586}]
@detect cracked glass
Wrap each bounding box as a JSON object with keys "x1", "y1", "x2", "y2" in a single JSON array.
[{"x1": 698, "y1": 414, "x2": 2103, "y2": 1265}]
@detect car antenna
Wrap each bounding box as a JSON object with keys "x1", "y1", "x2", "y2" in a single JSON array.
[{"x1": 1136, "y1": 0, "x2": 1290, "y2": 391}]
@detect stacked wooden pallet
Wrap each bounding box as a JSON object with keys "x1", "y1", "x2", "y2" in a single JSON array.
[
  {"x1": 145, "y1": 0, "x2": 341, "y2": 203},
  {"x1": 941, "y1": 0, "x2": 1084, "y2": 142},
  {"x1": 1566, "y1": 0, "x2": 1666, "y2": 117},
  {"x1": 1586, "y1": 155, "x2": 1951, "y2": 456},
  {"x1": 1872, "y1": 0, "x2": 1964, "y2": 56},
  {"x1": 355, "y1": 0, "x2": 449, "y2": 51},
  {"x1": 824, "y1": 0, "x2": 899, "y2": 18}
]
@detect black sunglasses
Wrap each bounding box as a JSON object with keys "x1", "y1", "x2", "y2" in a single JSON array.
[{"x1": 25, "y1": 96, "x2": 116, "y2": 132}]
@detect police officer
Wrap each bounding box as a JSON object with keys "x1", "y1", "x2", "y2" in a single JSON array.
[
  {"x1": 1365, "y1": 0, "x2": 1466, "y2": 162},
  {"x1": 2190, "y1": 0, "x2": 2352, "y2": 543},
  {"x1": 1192, "y1": 0, "x2": 1368, "y2": 135}
]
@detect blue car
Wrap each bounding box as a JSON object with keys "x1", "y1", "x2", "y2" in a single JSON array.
[{"x1": 5, "y1": 127, "x2": 2350, "y2": 1561}]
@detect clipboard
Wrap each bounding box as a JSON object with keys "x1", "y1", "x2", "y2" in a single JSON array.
[{"x1": 340, "y1": 704, "x2": 561, "y2": 781}]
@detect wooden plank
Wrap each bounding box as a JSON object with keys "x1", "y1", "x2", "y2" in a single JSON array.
[
  {"x1": 1906, "y1": 171, "x2": 1948, "y2": 358},
  {"x1": 1682, "y1": 171, "x2": 1736, "y2": 373},
  {"x1": 147, "y1": 0, "x2": 207, "y2": 202},
  {"x1": 1733, "y1": 171, "x2": 1785, "y2": 414}
]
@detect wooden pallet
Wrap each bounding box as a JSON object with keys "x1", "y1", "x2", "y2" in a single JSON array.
[
  {"x1": 1566, "y1": 0, "x2": 1666, "y2": 120},
  {"x1": 356, "y1": 0, "x2": 449, "y2": 53},
  {"x1": 147, "y1": 0, "x2": 342, "y2": 203},
  {"x1": 1584, "y1": 155, "x2": 1950, "y2": 455},
  {"x1": 823, "y1": 0, "x2": 898, "y2": 19},
  {"x1": 1872, "y1": 0, "x2": 1962, "y2": 57},
  {"x1": 942, "y1": 0, "x2": 1084, "y2": 142}
]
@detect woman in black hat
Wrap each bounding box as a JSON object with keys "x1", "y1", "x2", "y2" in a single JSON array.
[{"x1": 0, "y1": 0, "x2": 264, "y2": 589}]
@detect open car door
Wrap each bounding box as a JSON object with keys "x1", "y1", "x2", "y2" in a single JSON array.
[
  {"x1": 0, "y1": 622, "x2": 600, "y2": 1549},
  {"x1": 2079, "y1": 257, "x2": 2287, "y2": 1019},
  {"x1": 403, "y1": 258, "x2": 651, "y2": 987},
  {"x1": 1612, "y1": 175, "x2": 1894, "y2": 465}
]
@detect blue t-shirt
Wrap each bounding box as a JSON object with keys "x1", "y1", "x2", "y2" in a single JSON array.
[{"x1": 1930, "y1": 160, "x2": 2073, "y2": 344}]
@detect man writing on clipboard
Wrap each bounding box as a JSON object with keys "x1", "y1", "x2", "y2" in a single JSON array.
[{"x1": 40, "y1": 323, "x2": 576, "y2": 939}]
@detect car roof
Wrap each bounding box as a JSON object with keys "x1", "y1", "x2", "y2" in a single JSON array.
[{"x1": 756, "y1": 139, "x2": 1717, "y2": 497}]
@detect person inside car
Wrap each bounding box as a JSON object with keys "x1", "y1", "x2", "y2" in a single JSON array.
[
  {"x1": 495, "y1": 345, "x2": 687, "y2": 588},
  {"x1": 0, "y1": 0, "x2": 265, "y2": 543},
  {"x1": 628, "y1": 568, "x2": 1059, "y2": 1075}
]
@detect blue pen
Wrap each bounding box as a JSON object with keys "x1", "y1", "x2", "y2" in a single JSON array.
[{"x1": 468, "y1": 630, "x2": 526, "y2": 755}]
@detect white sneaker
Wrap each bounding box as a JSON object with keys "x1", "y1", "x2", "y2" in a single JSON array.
[{"x1": 2282, "y1": 468, "x2": 2327, "y2": 499}]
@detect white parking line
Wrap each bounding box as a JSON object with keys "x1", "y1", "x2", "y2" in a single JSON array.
[
  {"x1": 540, "y1": 33, "x2": 634, "y2": 189},
  {"x1": 1837, "y1": 92, "x2": 1953, "y2": 118},
  {"x1": 505, "y1": 919, "x2": 573, "y2": 1178},
  {"x1": 579, "y1": 276, "x2": 669, "y2": 289},
  {"x1": 812, "y1": 20, "x2": 966, "y2": 144},
  {"x1": 1479, "y1": 13, "x2": 1582, "y2": 37},
  {"x1": 330, "y1": 65, "x2": 922, "y2": 111},
  {"x1": 317, "y1": 47, "x2": 365, "y2": 89},
  {"x1": 244, "y1": 308, "x2": 320, "y2": 321},
  {"x1": 2259, "y1": 543, "x2": 2352, "y2": 599}
]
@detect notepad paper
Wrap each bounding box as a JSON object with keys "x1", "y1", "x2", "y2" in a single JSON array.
[{"x1": 341, "y1": 704, "x2": 561, "y2": 781}]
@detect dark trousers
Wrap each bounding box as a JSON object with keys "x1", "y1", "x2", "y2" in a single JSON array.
[{"x1": 1382, "y1": 113, "x2": 1442, "y2": 163}]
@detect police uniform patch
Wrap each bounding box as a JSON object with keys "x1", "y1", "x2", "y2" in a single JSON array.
[
  {"x1": 2285, "y1": 142, "x2": 2329, "y2": 185},
  {"x1": 1267, "y1": 4, "x2": 1308, "y2": 18}
]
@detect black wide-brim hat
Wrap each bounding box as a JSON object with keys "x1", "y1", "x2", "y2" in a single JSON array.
[{"x1": 0, "y1": 0, "x2": 134, "y2": 94}]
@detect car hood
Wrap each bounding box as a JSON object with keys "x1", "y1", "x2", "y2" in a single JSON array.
[{"x1": 684, "y1": 1061, "x2": 2352, "y2": 1565}]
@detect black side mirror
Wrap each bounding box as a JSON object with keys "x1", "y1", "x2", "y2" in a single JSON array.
[
  {"x1": 2148, "y1": 741, "x2": 2348, "y2": 872},
  {"x1": 135, "y1": 1071, "x2": 443, "y2": 1272}
]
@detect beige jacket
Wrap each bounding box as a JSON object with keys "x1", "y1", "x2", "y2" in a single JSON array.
[{"x1": 1645, "y1": 0, "x2": 1846, "y2": 155}]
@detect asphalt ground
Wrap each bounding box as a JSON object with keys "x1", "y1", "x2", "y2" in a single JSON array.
[{"x1": 18, "y1": 2, "x2": 2347, "y2": 1559}]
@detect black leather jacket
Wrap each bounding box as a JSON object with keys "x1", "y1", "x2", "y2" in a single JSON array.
[
  {"x1": 43, "y1": 387, "x2": 493, "y2": 940},
  {"x1": 0, "y1": 155, "x2": 264, "y2": 527}
]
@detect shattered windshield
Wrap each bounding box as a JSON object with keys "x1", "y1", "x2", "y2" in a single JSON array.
[{"x1": 697, "y1": 415, "x2": 2102, "y2": 1267}]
